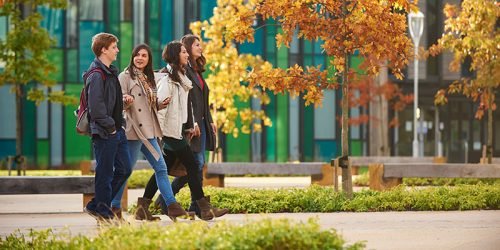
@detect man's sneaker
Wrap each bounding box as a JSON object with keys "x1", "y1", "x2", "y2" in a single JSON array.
[{"x1": 83, "y1": 206, "x2": 100, "y2": 219}]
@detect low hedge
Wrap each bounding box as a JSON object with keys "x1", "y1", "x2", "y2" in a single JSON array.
[
  {"x1": 142, "y1": 184, "x2": 500, "y2": 214},
  {"x1": 0, "y1": 219, "x2": 364, "y2": 250},
  {"x1": 353, "y1": 172, "x2": 499, "y2": 187}
]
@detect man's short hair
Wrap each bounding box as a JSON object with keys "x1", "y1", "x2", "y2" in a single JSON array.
[{"x1": 91, "y1": 33, "x2": 119, "y2": 57}]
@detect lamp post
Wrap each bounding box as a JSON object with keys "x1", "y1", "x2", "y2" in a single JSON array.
[{"x1": 408, "y1": 11, "x2": 424, "y2": 157}]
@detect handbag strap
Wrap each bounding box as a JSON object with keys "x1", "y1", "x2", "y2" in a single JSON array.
[{"x1": 128, "y1": 116, "x2": 160, "y2": 161}]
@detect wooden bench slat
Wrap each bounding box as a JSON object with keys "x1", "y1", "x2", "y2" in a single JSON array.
[
  {"x1": 350, "y1": 156, "x2": 435, "y2": 165},
  {"x1": 0, "y1": 176, "x2": 95, "y2": 195},
  {"x1": 206, "y1": 163, "x2": 325, "y2": 175},
  {"x1": 383, "y1": 163, "x2": 500, "y2": 178}
]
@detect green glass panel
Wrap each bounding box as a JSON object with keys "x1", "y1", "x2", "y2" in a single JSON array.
[
  {"x1": 350, "y1": 55, "x2": 364, "y2": 74},
  {"x1": 303, "y1": 40, "x2": 313, "y2": 54},
  {"x1": 226, "y1": 98, "x2": 250, "y2": 162},
  {"x1": 67, "y1": 49, "x2": 78, "y2": 82},
  {"x1": 46, "y1": 49, "x2": 64, "y2": 82},
  {"x1": 153, "y1": 48, "x2": 162, "y2": 69},
  {"x1": 36, "y1": 140, "x2": 49, "y2": 169},
  {"x1": 160, "y1": 0, "x2": 173, "y2": 47},
  {"x1": 22, "y1": 84, "x2": 36, "y2": 165},
  {"x1": 265, "y1": 92, "x2": 276, "y2": 162},
  {"x1": 276, "y1": 41, "x2": 289, "y2": 162},
  {"x1": 120, "y1": 22, "x2": 133, "y2": 71},
  {"x1": 303, "y1": 104, "x2": 314, "y2": 161},
  {"x1": 265, "y1": 19, "x2": 276, "y2": 64},
  {"x1": 350, "y1": 140, "x2": 362, "y2": 156},
  {"x1": 149, "y1": 0, "x2": 160, "y2": 52},
  {"x1": 326, "y1": 56, "x2": 336, "y2": 79},
  {"x1": 108, "y1": 0, "x2": 121, "y2": 36},
  {"x1": 276, "y1": 94, "x2": 288, "y2": 162},
  {"x1": 64, "y1": 84, "x2": 91, "y2": 164}
]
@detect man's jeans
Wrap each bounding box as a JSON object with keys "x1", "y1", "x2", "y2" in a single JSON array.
[
  {"x1": 86, "y1": 128, "x2": 132, "y2": 218},
  {"x1": 111, "y1": 138, "x2": 176, "y2": 208}
]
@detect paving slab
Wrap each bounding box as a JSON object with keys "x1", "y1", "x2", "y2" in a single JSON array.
[{"x1": 0, "y1": 177, "x2": 498, "y2": 249}]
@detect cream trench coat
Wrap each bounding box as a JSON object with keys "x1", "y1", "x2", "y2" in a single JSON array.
[{"x1": 118, "y1": 70, "x2": 163, "y2": 141}]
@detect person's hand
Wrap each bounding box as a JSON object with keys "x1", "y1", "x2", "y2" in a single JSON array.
[
  {"x1": 193, "y1": 124, "x2": 201, "y2": 137},
  {"x1": 186, "y1": 128, "x2": 196, "y2": 140},
  {"x1": 123, "y1": 94, "x2": 134, "y2": 105},
  {"x1": 158, "y1": 96, "x2": 171, "y2": 110},
  {"x1": 211, "y1": 123, "x2": 217, "y2": 134}
]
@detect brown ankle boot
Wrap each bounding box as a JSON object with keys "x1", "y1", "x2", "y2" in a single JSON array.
[
  {"x1": 167, "y1": 202, "x2": 195, "y2": 222},
  {"x1": 205, "y1": 195, "x2": 229, "y2": 218},
  {"x1": 111, "y1": 207, "x2": 122, "y2": 220},
  {"x1": 196, "y1": 197, "x2": 229, "y2": 221},
  {"x1": 135, "y1": 197, "x2": 160, "y2": 221}
]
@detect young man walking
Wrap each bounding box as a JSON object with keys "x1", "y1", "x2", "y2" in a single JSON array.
[{"x1": 84, "y1": 33, "x2": 132, "y2": 220}]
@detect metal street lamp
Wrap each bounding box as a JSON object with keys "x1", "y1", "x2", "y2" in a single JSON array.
[{"x1": 408, "y1": 11, "x2": 424, "y2": 157}]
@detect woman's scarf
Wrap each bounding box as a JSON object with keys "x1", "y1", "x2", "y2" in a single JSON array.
[{"x1": 133, "y1": 66, "x2": 157, "y2": 112}]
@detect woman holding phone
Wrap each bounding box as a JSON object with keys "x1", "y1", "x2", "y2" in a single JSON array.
[{"x1": 112, "y1": 43, "x2": 193, "y2": 221}]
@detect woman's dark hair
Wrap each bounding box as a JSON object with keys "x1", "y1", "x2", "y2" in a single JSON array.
[
  {"x1": 181, "y1": 34, "x2": 206, "y2": 73},
  {"x1": 161, "y1": 41, "x2": 185, "y2": 83},
  {"x1": 126, "y1": 43, "x2": 155, "y2": 87}
]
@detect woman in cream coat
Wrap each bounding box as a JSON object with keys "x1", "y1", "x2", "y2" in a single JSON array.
[{"x1": 111, "y1": 43, "x2": 193, "y2": 221}]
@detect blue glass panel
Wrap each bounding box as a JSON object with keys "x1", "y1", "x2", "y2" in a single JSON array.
[
  {"x1": 200, "y1": 1, "x2": 216, "y2": 20},
  {"x1": 50, "y1": 85, "x2": 63, "y2": 166},
  {"x1": 0, "y1": 86, "x2": 15, "y2": 138},
  {"x1": 0, "y1": 140, "x2": 16, "y2": 159},
  {"x1": 239, "y1": 26, "x2": 264, "y2": 55},
  {"x1": 38, "y1": 6, "x2": 64, "y2": 47},
  {"x1": 160, "y1": 0, "x2": 173, "y2": 47},
  {"x1": 314, "y1": 140, "x2": 338, "y2": 162},
  {"x1": 314, "y1": 90, "x2": 336, "y2": 139},
  {"x1": 0, "y1": 17, "x2": 6, "y2": 39},
  {"x1": 79, "y1": 21, "x2": 104, "y2": 79},
  {"x1": 36, "y1": 87, "x2": 49, "y2": 139}
]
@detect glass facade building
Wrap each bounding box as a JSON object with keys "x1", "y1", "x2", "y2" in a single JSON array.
[{"x1": 0, "y1": 0, "x2": 497, "y2": 168}]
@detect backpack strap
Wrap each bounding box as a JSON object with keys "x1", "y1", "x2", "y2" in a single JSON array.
[{"x1": 82, "y1": 67, "x2": 106, "y2": 102}]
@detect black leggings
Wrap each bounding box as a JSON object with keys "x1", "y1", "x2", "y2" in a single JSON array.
[{"x1": 144, "y1": 145, "x2": 204, "y2": 201}]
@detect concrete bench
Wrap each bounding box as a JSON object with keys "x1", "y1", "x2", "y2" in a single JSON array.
[
  {"x1": 369, "y1": 163, "x2": 500, "y2": 190},
  {"x1": 202, "y1": 162, "x2": 334, "y2": 187},
  {"x1": 0, "y1": 176, "x2": 95, "y2": 207}
]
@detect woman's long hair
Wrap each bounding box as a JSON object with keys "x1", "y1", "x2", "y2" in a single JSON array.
[
  {"x1": 161, "y1": 41, "x2": 185, "y2": 83},
  {"x1": 181, "y1": 34, "x2": 206, "y2": 73},
  {"x1": 126, "y1": 43, "x2": 155, "y2": 87}
]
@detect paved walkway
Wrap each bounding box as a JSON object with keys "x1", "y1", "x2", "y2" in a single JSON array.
[{"x1": 1, "y1": 177, "x2": 499, "y2": 250}]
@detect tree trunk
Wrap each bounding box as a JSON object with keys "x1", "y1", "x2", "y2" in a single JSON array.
[
  {"x1": 15, "y1": 85, "x2": 23, "y2": 158},
  {"x1": 487, "y1": 88, "x2": 493, "y2": 164},
  {"x1": 370, "y1": 62, "x2": 390, "y2": 157},
  {"x1": 341, "y1": 52, "x2": 353, "y2": 198}
]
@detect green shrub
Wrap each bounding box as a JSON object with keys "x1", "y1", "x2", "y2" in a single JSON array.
[
  {"x1": 143, "y1": 184, "x2": 499, "y2": 214},
  {"x1": 0, "y1": 219, "x2": 364, "y2": 250},
  {"x1": 352, "y1": 171, "x2": 499, "y2": 187}
]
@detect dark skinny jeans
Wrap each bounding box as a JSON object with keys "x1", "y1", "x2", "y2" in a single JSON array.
[{"x1": 144, "y1": 144, "x2": 204, "y2": 201}]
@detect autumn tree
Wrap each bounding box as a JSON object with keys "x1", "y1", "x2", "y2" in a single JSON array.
[
  {"x1": 190, "y1": 4, "x2": 273, "y2": 139},
  {"x1": 0, "y1": 1, "x2": 74, "y2": 165},
  {"x1": 429, "y1": 0, "x2": 499, "y2": 164},
  {"x1": 216, "y1": 0, "x2": 416, "y2": 197}
]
